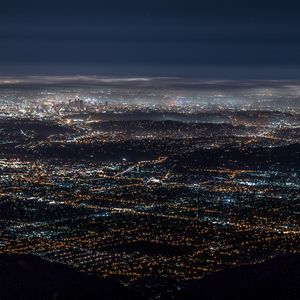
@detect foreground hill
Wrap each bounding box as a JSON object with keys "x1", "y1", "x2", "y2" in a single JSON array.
[
  {"x1": 0, "y1": 254, "x2": 141, "y2": 300},
  {"x1": 175, "y1": 254, "x2": 300, "y2": 300},
  {"x1": 1, "y1": 254, "x2": 299, "y2": 299}
]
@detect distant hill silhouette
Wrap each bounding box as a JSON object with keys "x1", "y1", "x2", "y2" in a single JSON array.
[
  {"x1": 174, "y1": 143, "x2": 300, "y2": 170},
  {"x1": 175, "y1": 254, "x2": 300, "y2": 300},
  {"x1": 0, "y1": 254, "x2": 142, "y2": 300}
]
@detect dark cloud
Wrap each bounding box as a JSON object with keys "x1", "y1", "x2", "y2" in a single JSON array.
[{"x1": 1, "y1": 0, "x2": 300, "y2": 76}]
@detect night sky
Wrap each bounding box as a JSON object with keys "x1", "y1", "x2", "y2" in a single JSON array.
[{"x1": 1, "y1": 0, "x2": 300, "y2": 77}]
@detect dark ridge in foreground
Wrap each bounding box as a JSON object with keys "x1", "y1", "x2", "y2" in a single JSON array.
[
  {"x1": 175, "y1": 254, "x2": 300, "y2": 300},
  {"x1": 0, "y1": 254, "x2": 142, "y2": 300},
  {"x1": 1, "y1": 254, "x2": 299, "y2": 300}
]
